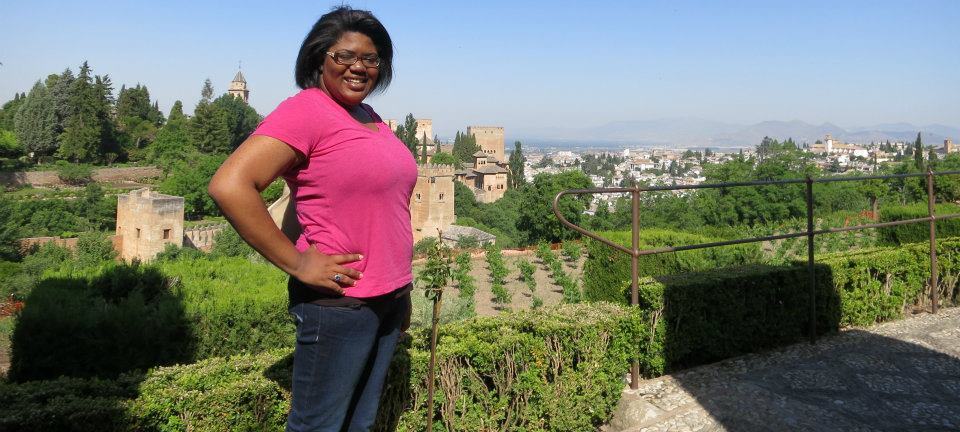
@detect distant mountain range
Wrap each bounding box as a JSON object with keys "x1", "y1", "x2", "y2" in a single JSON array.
[{"x1": 513, "y1": 119, "x2": 960, "y2": 150}]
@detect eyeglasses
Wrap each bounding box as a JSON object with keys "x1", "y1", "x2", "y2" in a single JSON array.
[{"x1": 326, "y1": 50, "x2": 381, "y2": 68}]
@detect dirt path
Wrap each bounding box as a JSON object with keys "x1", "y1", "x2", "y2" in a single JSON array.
[{"x1": 413, "y1": 249, "x2": 586, "y2": 316}]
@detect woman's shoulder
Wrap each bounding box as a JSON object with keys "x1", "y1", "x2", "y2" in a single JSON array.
[
  {"x1": 360, "y1": 103, "x2": 383, "y2": 123},
  {"x1": 264, "y1": 88, "x2": 336, "y2": 123}
]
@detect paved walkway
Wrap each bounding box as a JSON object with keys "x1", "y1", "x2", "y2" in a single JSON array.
[{"x1": 606, "y1": 307, "x2": 960, "y2": 432}]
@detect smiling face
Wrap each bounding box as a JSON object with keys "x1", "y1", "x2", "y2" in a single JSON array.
[{"x1": 319, "y1": 31, "x2": 380, "y2": 108}]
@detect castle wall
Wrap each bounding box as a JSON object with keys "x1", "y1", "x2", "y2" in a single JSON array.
[
  {"x1": 409, "y1": 164, "x2": 455, "y2": 243},
  {"x1": 467, "y1": 126, "x2": 505, "y2": 162},
  {"x1": 184, "y1": 223, "x2": 227, "y2": 252}
]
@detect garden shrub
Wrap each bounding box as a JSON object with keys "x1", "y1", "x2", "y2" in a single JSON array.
[
  {"x1": 75, "y1": 231, "x2": 117, "y2": 268},
  {"x1": 0, "y1": 303, "x2": 647, "y2": 432},
  {"x1": 582, "y1": 229, "x2": 763, "y2": 303},
  {"x1": 209, "y1": 226, "x2": 255, "y2": 258},
  {"x1": 55, "y1": 161, "x2": 93, "y2": 185},
  {"x1": 413, "y1": 236, "x2": 439, "y2": 257},
  {"x1": 8, "y1": 256, "x2": 292, "y2": 382},
  {"x1": 9, "y1": 263, "x2": 193, "y2": 382},
  {"x1": 561, "y1": 240, "x2": 582, "y2": 262},
  {"x1": 877, "y1": 203, "x2": 960, "y2": 245}
]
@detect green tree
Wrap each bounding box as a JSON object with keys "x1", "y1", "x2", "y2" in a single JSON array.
[
  {"x1": 168, "y1": 100, "x2": 186, "y2": 123},
  {"x1": 159, "y1": 154, "x2": 226, "y2": 219},
  {"x1": 914, "y1": 132, "x2": 924, "y2": 171},
  {"x1": 116, "y1": 84, "x2": 163, "y2": 127},
  {"x1": 392, "y1": 113, "x2": 418, "y2": 156},
  {"x1": 75, "y1": 231, "x2": 117, "y2": 268},
  {"x1": 454, "y1": 181, "x2": 478, "y2": 220},
  {"x1": 48, "y1": 69, "x2": 75, "y2": 137},
  {"x1": 452, "y1": 130, "x2": 480, "y2": 165},
  {"x1": 147, "y1": 111, "x2": 194, "y2": 170},
  {"x1": 517, "y1": 171, "x2": 593, "y2": 243},
  {"x1": 508, "y1": 141, "x2": 526, "y2": 189},
  {"x1": 212, "y1": 93, "x2": 261, "y2": 150},
  {"x1": 210, "y1": 226, "x2": 254, "y2": 258},
  {"x1": 116, "y1": 84, "x2": 164, "y2": 153},
  {"x1": 430, "y1": 151, "x2": 459, "y2": 167},
  {"x1": 0, "y1": 92, "x2": 28, "y2": 131},
  {"x1": 14, "y1": 81, "x2": 59, "y2": 161},
  {"x1": 420, "y1": 137, "x2": 428, "y2": 164},
  {"x1": 0, "y1": 129, "x2": 21, "y2": 157},
  {"x1": 0, "y1": 192, "x2": 20, "y2": 260},
  {"x1": 190, "y1": 80, "x2": 231, "y2": 154},
  {"x1": 58, "y1": 62, "x2": 116, "y2": 162}
]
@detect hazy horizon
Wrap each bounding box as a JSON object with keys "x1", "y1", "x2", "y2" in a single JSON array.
[{"x1": 2, "y1": 0, "x2": 958, "y2": 140}]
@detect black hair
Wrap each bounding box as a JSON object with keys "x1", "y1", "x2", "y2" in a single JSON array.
[{"x1": 295, "y1": 6, "x2": 394, "y2": 94}]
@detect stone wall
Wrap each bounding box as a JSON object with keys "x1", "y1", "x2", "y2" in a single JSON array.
[
  {"x1": 184, "y1": 223, "x2": 227, "y2": 252},
  {"x1": 0, "y1": 166, "x2": 162, "y2": 188},
  {"x1": 18, "y1": 235, "x2": 122, "y2": 256}
]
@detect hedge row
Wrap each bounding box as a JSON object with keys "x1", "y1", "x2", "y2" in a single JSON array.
[
  {"x1": 582, "y1": 229, "x2": 764, "y2": 303},
  {"x1": 634, "y1": 264, "x2": 838, "y2": 373},
  {"x1": 8, "y1": 256, "x2": 291, "y2": 382},
  {"x1": 0, "y1": 303, "x2": 646, "y2": 432},
  {"x1": 877, "y1": 203, "x2": 960, "y2": 245},
  {"x1": 584, "y1": 231, "x2": 960, "y2": 373}
]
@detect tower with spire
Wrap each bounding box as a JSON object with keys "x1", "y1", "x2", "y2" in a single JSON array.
[{"x1": 228, "y1": 63, "x2": 249, "y2": 103}]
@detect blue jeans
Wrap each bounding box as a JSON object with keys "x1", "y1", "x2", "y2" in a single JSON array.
[{"x1": 286, "y1": 295, "x2": 409, "y2": 432}]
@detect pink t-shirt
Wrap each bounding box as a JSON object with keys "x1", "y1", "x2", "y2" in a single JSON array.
[{"x1": 252, "y1": 88, "x2": 417, "y2": 298}]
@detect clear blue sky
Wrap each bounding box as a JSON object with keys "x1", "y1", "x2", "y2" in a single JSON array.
[{"x1": 2, "y1": 0, "x2": 958, "y2": 139}]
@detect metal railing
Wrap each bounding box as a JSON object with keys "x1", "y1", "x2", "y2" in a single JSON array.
[{"x1": 552, "y1": 169, "x2": 960, "y2": 389}]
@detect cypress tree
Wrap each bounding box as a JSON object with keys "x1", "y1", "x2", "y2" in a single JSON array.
[
  {"x1": 168, "y1": 100, "x2": 185, "y2": 123},
  {"x1": 15, "y1": 81, "x2": 58, "y2": 162},
  {"x1": 58, "y1": 62, "x2": 115, "y2": 162},
  {"x1": 420, "y1": 137, "x2": 428, "y2": 164},
  {"x1": 190, "y1": 79, "x2": 231, "y2": 154},
  {"x1": 913, "y1": 132, "x2": 924, "y2": 171},
  {"x1": 508, "y1": 140, "x2": 526, "y2": 189}
]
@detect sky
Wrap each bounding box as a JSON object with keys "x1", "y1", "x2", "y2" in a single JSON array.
[{"x1": 1, "y1": 0, "x2": 958, "y2": 140}]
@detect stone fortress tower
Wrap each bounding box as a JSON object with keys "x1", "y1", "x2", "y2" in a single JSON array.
[
  {"x1": 116, "y1": 189, "x2": 184, "y2": 262},
  {"x1": 228, "y1": 69, "x2": 249, "y2": 103},
  {"x1": 415, "y1": 119, "x2": 433, "y2": 142},
  {"x1": 467, "y1": 126, "x2": 505, "y2": 162},
  {"x1": 409, "y1": 163, "x2": 455, "y2": 243}
]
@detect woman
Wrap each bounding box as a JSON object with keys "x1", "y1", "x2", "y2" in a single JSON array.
[{"x1": 208, "y1": 6, "x2": 416, "y2": 431}]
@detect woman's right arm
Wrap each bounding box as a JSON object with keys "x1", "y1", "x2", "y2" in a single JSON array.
[{"x1": 208, "y1": 135, "x2": 362, "y2": 294}]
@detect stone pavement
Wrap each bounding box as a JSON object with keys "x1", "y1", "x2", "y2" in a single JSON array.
[{"x1": 605, "y1": 307, "x2": 960, "y2": 432}]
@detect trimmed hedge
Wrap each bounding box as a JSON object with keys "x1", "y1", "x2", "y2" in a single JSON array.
[
  {"x1": 588, "y1": 235, "x2": 960, "y2": 373},
  {"x1": 818, "y1": 238, "x2": 960, "y2": 326},
  {"x1": 877, "y1": 203, "x2": 960, "y2": 245},
  {"x1": 0, "y1": 303, "x2": 647, "y2": 432},
  {"x1": 635, "y1": 264, "x2": 839, "y2": 373},
  {"x1": 582, "y1": 229, "x2": 764, "y2": 303},
  {"x1": 9, "y1": 257, "x2": 291, "y2": 382}
]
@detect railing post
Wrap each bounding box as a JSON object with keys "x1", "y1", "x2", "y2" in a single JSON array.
[
  {"x1": 927, "y1": 170, "x2": 939, "y2": 313},
  {"x1": 805, "y1": 176, "x2": 817, "y2": 344},
  {"x1": 630, "y1": 187, "x2": 640, "y2": 390}
]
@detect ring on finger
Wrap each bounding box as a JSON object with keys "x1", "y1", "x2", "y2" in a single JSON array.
[{"x1": 333, "y1": 274, "x2": 343, "y2": 283}]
